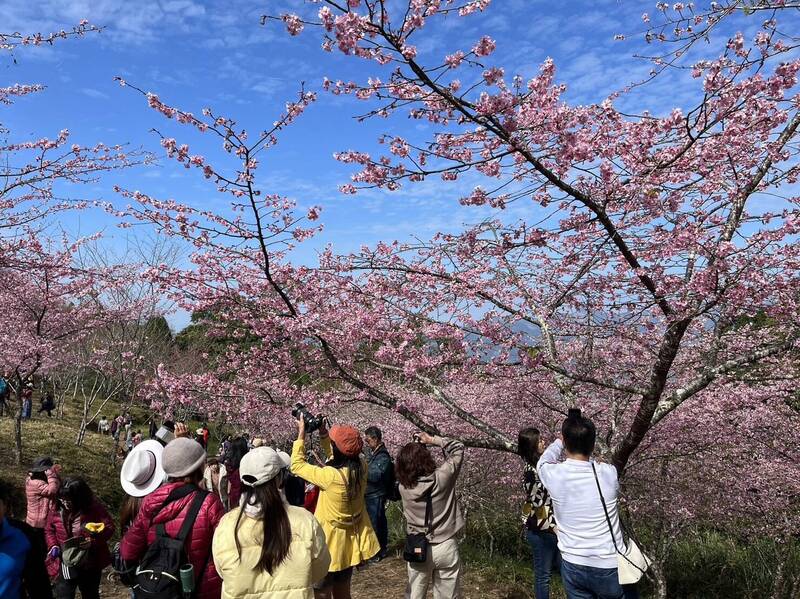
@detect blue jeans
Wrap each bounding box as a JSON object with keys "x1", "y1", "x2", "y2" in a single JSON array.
[
  {"x1": 365, "y1": 495, "x2": 388, "y2": 557},
  {"x1": 526, "y1": 529, "x2": 561, "y2": 599},
  {"x1": 561, "y1": 560, "x2": 639, "y2": 599}
]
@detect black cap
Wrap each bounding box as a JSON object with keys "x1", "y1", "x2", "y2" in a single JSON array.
[{"x1": 30, "y1": 456, "x2": 53, "y2": 473}]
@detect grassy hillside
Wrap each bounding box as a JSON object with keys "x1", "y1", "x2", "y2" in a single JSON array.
[{"x1": 0, "y1": 395, "x2": 154, "y2": 514}]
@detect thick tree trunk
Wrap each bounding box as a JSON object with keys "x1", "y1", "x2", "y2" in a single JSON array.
[{"x1": 651, "y1": 561, "x2": 668, "y2": 599}]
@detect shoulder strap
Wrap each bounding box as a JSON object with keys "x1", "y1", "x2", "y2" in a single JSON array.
[
  {"x1": 592, "y1": 462, "x2": 649, "y2": 576},
  {"x1": 423, "y1": 487, "x2": 434, "y2": 535},
  {"x1": 334, "y1": 468, "x2": 355, "y2": 525},
  {"x1": 591, "y1": 462, "x2": 620, "y2": 554},
  {"x1": 151, "y1": 485, "x2": 203, "y2": 538},
  {"x1": 176, "y1": 490, "x2": 209, "y2": 543}
]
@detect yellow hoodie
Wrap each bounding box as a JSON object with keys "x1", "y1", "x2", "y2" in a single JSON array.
[
  {"x1": 291, "y1": 436, "x2": 380, "y2": 572},
  {"x1": 212, "y1": 503, "x2": 331, "y2": 599}
]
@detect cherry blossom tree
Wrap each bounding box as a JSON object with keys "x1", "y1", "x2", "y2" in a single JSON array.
[
  {"x1": 0, "y1": 238, "x2": 136, "y2": 463},
  {"x1": 259, "y1": 0, "x2": 800, "y2": 470},
  {"x1": 0, "y1": 25, "x2": 143, "y2": 461},
  {"x1": 112, "y1": 3, "x2": 799, "y2": 592},
  {"x1": 119, "y1": 0, "x2": 800, "y2": 463}
]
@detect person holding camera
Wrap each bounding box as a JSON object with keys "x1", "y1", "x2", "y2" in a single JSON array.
[
  {"x1": 290, "y1": 408, "x2": 380, "y2": 599},
  {"x1": 396, "y1": 432, "x2": 465, "y2": 599},
  {"x1": 45, "y1": 478, "x2": 115, "y2": 599},
  {"x1": 537, "y1": 409, "x2": 640, "y2": 599},
  {"x1": 25, "y1": 457, "x2": 61, "y2": 549}
]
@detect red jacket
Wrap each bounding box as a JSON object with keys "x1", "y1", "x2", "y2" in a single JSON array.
[
  {"x1": 43, "y1": 500, "x2": 115, "y2": 577},
  {"x1": 120, "y1": 483, "x2": 224, "y2": 599},
  {"x1": 227, "y1": 468, "x2": 241, "y2": 508},
  {"x1": 25, "y1": 471, "x2": 60, "y2": 529}
]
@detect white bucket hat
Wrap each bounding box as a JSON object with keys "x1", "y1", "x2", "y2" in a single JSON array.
[{"x1": 120, "y1": 439, "x2": 165, "y2": 497}]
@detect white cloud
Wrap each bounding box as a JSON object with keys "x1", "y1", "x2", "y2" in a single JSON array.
[{"x1": 81, "y1": 87, "x2": 110, "y2": 99}]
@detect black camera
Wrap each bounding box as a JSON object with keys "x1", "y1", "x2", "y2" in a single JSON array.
[{"x1": 291, "y1": 402, "x2": 325, "y2": 434}]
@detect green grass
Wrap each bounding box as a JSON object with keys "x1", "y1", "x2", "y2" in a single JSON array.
[
  {"x1": 0, "y1": 397, "x2": 126, "y2": 513},
  {"x1": 663, "y1": 530, "x2": 800, "y2": 599}
]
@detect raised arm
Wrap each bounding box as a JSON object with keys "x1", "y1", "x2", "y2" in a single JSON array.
[
  {"x1": 290, "y1": 438, "x2": 337, "y2": 490},
  {"x1": 536, "y1": 439, "x2": 563, "y2": 490},
  {"x1": 426, "y1": 435, "x2": 464, "y2": 490}
]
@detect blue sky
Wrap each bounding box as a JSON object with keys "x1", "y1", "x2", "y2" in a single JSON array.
[{"x1": 2, "y1": 0, "x2": 787, "y2": 329}]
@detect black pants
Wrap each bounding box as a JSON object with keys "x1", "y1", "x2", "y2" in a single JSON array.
[
  {"x1": 53, "y1": 569, "x2": 102, "y2": 599},
  {"x1": 38, "y1": 406, "x2": 53, "y2": 417}
]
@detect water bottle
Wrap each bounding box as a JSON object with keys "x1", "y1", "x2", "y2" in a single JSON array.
[{"x1": 179, "y1": 563, "x2": 195, "y2": 595}]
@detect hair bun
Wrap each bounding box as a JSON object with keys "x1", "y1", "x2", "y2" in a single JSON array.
[{"x1": 567, "y1": 408, "x2": 582, "y2": 419}]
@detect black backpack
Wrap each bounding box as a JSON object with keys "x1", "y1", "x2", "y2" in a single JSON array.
[{"x1": 133, "y1": 486, "x2": 209, "y2": 599}]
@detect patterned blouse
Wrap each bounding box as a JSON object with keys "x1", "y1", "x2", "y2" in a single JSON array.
[{"x1": 522, "y1": 462, "x2": 556, "y2": 532}]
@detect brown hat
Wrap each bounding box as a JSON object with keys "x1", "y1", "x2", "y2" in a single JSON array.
[{"x1": 329, "y1": 425, "x2": 363, "y2": 458}]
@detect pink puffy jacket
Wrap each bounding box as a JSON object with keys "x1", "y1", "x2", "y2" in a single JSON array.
[
  {"x1": 25, "y1": 470, "x2": 60, "y2": 529},
  {"x1": 120, "y1": 482, "x2": 224, "y2": 599}
]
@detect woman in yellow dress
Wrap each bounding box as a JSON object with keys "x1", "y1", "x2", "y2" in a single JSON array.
[{"x1": 291, "y1": 416, "x2": 380, "y2": 599}]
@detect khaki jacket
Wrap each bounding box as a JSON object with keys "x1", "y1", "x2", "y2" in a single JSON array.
[{"x1": 399, "y1": 436, "x2": 465, "y2": 544}]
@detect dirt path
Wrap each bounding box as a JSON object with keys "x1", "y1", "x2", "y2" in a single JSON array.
[{"x1": 99, "y1": 556, "x2": 529, "y2": 598}]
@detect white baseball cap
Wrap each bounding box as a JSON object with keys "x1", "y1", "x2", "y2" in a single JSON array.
[
  {"x1": 276, "y1": 450, "x2": 291, "y2": 469},
  {"x1": 120, "y1": 439, "x2": 165, "y2": 497},
  {"x1": 240, "y1": 447, "x2": 283, "y2": 487}
]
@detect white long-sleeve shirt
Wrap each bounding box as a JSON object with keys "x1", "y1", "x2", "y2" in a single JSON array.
[{"x1": 537, "y1": 439, "x2": 625, "y2": 569}]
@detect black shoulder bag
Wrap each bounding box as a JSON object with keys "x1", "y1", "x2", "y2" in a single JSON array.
[{"x1": 403, "y1": 487, "x2": 433, "y2": 563}]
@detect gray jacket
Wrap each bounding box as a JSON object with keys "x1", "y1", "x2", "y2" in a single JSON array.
[{"x1": 399, "y1": 436, "x2": 465, "y2": 544}]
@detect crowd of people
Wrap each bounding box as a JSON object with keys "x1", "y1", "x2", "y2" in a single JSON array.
[
  {"x1": 0, "y1": 377, "x2": 57, "y2": 420},
  {"x1": 0, "y1": 406, "x2": 642, "y2": 599}
]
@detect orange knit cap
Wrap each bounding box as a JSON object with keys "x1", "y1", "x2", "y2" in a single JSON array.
[{"x1": 329, "y1": 425, "x2": 363, "y2": 458}]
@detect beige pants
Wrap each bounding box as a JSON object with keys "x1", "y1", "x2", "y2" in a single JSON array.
[{"x1": 405, "y1": 537, "x2": 462, "y2": 599}]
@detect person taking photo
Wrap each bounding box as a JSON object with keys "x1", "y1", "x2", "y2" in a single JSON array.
[
  {"x1": 290, "y1": 415, "x2": 380, "y2": 599},
  {"x1": 396, "y1": 432, "x2": 465, "y2": 599},
  {"x1": 518, "y1": 427, "x2": 561, "y2": 599},
  {"x1": 537, "y1": 409, "x2": 639, "y2": 599}
]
